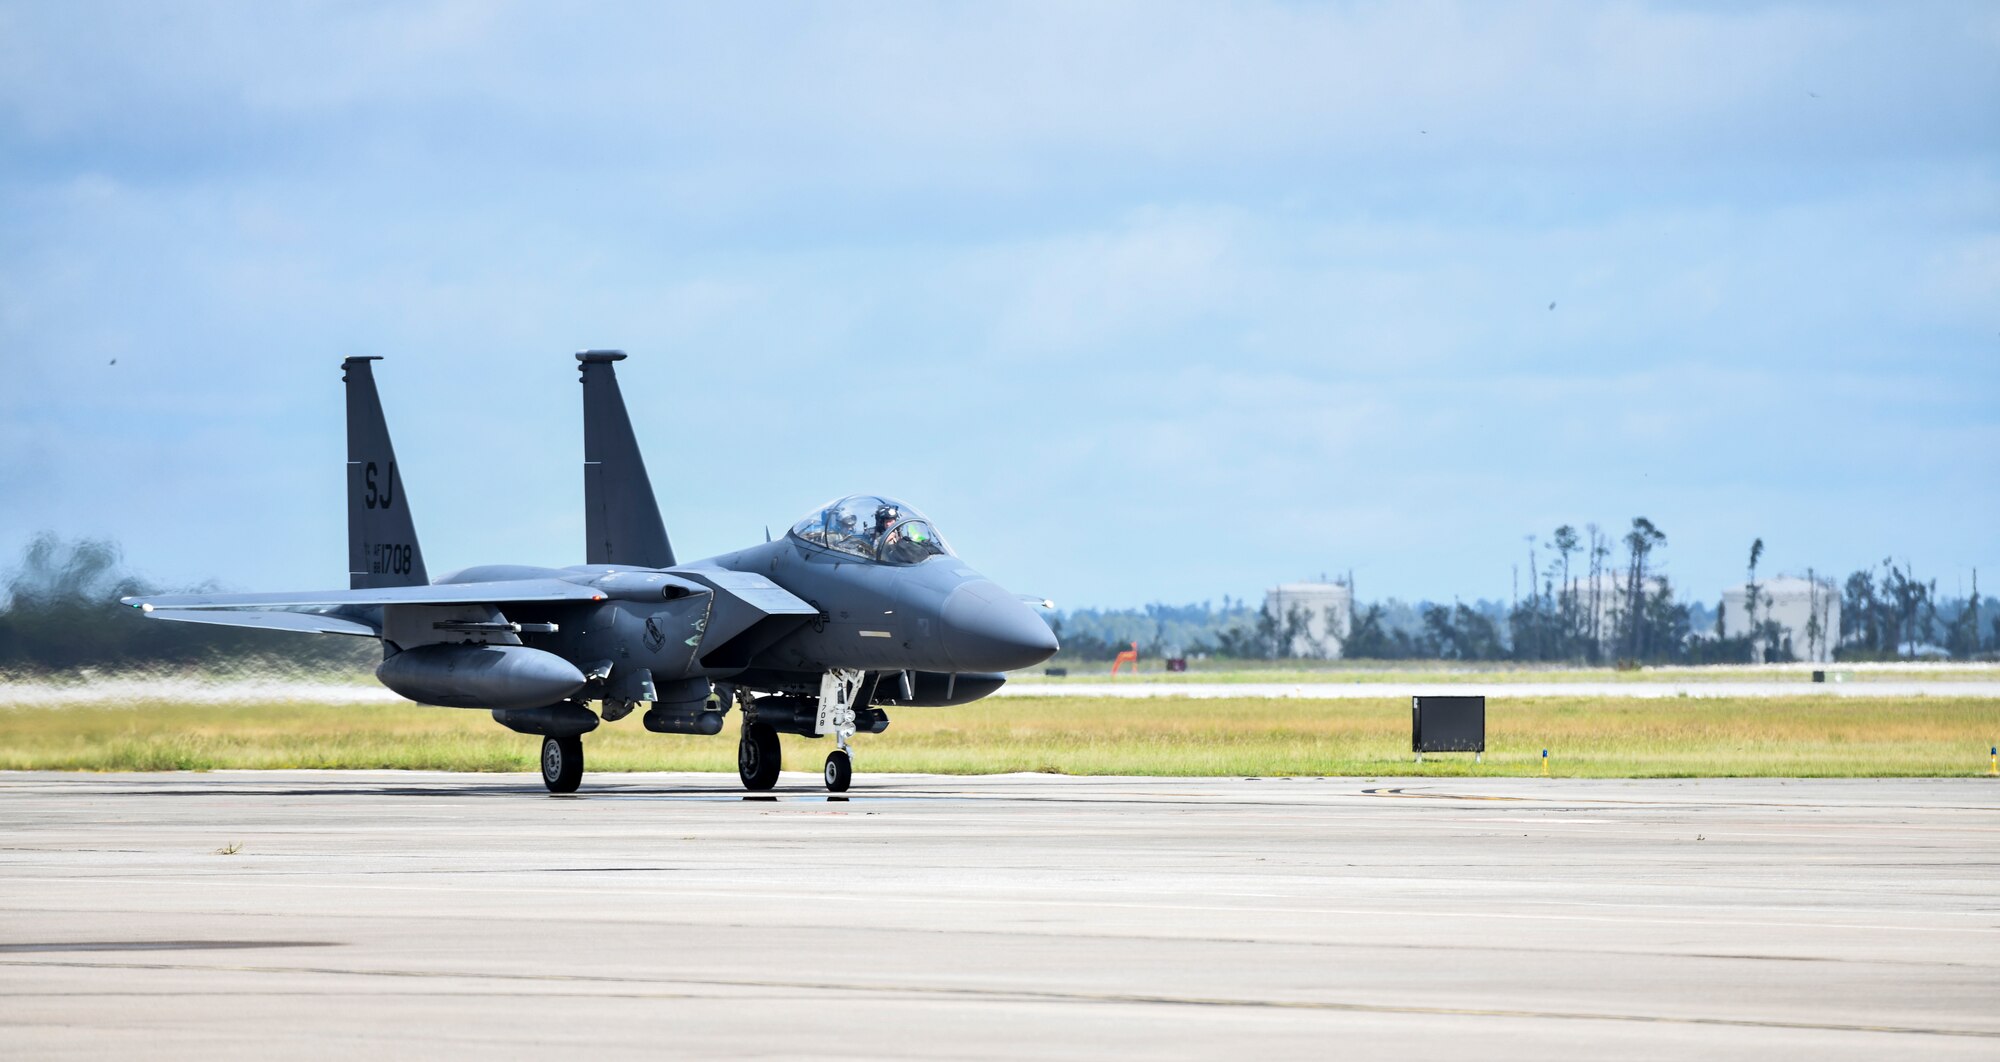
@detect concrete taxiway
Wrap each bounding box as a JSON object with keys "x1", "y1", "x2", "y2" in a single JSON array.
[{"x1": 1, "y1": 772, "x2": 1996, "y2": 1059}]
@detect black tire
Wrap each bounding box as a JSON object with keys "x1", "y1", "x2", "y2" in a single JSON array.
[
  {"x1": 541, "y1": 734, "x2": 583, "y2": 794},
  {"x1": 738, "y1": 722, "x2": 781, "y2": 791},
  {"x1": 823, "y1": 749, "x2": 852, "y2": 793}
]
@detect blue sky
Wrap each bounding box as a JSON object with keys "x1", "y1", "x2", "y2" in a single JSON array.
[{"x1": 2, "y1": 2, "x2": 1995, "y2": 608}]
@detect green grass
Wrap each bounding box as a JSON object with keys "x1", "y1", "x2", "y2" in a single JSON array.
[{"x1": 2, "y1": 695, "x2": 1996, "y2": 777}]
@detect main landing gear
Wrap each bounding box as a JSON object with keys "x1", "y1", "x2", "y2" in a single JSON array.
[
  {"x1": 738, "y1": 721, "x2": 781, "y2": 791},
  {"x1": 541, "y1": 734, "x2": 583, "y2": 794},
  {"x1": 494, "y1": 702, "x2": 598, "y2": 795}
]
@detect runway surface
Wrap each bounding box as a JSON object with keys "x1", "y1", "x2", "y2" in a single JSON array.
[{"x1": 2, "y1": 771, "x2": 1996, "y2": 1060}]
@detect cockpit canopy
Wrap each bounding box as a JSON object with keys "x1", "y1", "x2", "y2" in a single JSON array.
[{"x1": 791, "y1": 495, "x2": 953, "y2": 565}]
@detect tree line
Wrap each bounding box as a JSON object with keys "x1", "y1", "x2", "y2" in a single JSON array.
[
  {"x1": 2, "y1": 529, "x2": 1991, "y2": 673},
  {"x1": 1054, "y1": 518, "x2": 1997, "y2": 665},
  {"x1": 0, "y1": 533, "x2": 374, "y2": 674}
]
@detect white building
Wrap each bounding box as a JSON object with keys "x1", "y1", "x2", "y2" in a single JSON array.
[
  {"x1": 1263, "y1": 583, "x2": 1353, "y2": 659},
  {"x1": 1720, "y1": 575, "x2": 1841, "y2": 663},
  {"x1": 1557, "y1": 574, "x2": 1667, "y2": 654}
]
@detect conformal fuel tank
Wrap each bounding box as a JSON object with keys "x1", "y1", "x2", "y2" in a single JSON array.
[{"x1": 376, "y1": 644, "x2": 587, "y2": 710}]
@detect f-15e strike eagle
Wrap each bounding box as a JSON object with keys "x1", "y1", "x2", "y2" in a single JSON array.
[{"x1": 123, "y1": 353, "x2": 1059, "y2": 794}]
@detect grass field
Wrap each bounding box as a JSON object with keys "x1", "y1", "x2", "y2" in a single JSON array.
[{"x1": 2, "y1": 694, "x2": 1996, "y2": 777}]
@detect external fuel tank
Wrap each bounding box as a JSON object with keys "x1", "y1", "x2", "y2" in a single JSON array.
[{"x1": 376, "y1": 644, "x2": 587, "y2": 710}]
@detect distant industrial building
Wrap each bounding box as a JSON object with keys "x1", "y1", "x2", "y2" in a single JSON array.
[
  {"x1": 1263, "y1": 583, "x2": 1352, "y2": 659},
  {"x1": 1720, "y1": 576, "x2": 1840, "y2": 663},
  {"x1": 1559, "y1": 574, "x2": 1667, "y2": 654}
]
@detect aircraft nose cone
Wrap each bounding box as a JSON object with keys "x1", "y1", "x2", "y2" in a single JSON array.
[{"x1": 941, "y1": 581, "x2": 1060, "y2": 672}]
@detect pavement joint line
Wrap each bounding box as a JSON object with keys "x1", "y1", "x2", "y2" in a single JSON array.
[
  {"x1": 0, "y1": 923, "x2": 1992, "y2": 970},
  {"x1": 13, "y1": 775, "x2": 2000, "y2": 815},
  {"x1": 12, "y1": 876, "x2": 1996, "y2": 934},
  {"x1": 1, "y1": 957, "x2": 1994, "y2": 1040},
  {"x1": 1360, "y1": 786, "x2": 2000, "y2": 812}
]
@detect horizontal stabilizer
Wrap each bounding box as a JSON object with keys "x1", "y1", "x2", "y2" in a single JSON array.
[
  {"x1": 140, "y1": 609, "x2": 381, "y2": 638},
  {"x1": 123, "y1": 578, "x2": 608, "y2": 612}
]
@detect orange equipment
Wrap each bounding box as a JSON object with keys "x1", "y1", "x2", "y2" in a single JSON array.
[{"x1": 1111, "y1": 641, "x2": 1139, "y2": 675}]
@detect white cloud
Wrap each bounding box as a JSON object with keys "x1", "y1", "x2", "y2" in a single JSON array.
[{"x1": 0, "y1": 1, "x2": 1993, "y2": 604}]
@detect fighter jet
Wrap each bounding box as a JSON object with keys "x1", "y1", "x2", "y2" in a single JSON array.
[{"x1": 122, "y1": 352, "x2": 1059, "y2": 794}]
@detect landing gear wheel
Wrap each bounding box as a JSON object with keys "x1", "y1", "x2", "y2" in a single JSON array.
[
  {"x1": 738, "y1": 722, "x2": 781, "y2": 791},
  {"x1": 541, "y1": 734, "x2": 583, "y2": 794},
  {"x1": 823, "y1": 749, "x2": 852, "y2": 793}
]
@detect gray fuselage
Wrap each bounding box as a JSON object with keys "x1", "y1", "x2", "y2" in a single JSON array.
[{"x1": 421, "y1": 530, "x2": 1055, "y2": 708}]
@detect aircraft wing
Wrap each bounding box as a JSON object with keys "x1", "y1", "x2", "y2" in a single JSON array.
[
  {"x1": 121, "y1": 578, "x2": 608, "y2": 612},
  {"x1": 140, "y1": 609, "x2": 382, "y2": 638}
]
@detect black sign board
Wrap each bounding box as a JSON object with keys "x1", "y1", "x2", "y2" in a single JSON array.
[{"x1": 1412, "y1": 695, "x2": 1485, "y2": 754}]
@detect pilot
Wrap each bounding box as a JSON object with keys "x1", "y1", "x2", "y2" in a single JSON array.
[
  {"x1": 870, "y1": 504, "x2": 902, "y2": 552},
  {"x1": 883, "y1": 521, "x2": 935, "y2": 563}
]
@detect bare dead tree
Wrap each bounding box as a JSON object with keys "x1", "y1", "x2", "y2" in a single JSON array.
[
  {"x1": 1586, "y1": 523, "x2": 1607, "y2": 657},
  {"x1": 1622, "y1": 517, "x2": 1666, "y2": 660},
  {"x1": 1552, "y1": 525, "x2": 1579, "y2": 657}
]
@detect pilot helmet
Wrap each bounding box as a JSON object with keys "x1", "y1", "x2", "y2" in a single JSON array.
[{"x1": 873, "y1": 504, "x2": 900, "y2": 528}]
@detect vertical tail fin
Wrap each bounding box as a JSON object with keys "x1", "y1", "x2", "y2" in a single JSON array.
[
  {"x1": 343, "y1": 357, "x2": 429, "y2": 589},
  {"x1": 577, "y1": 350, "x2": 675, "y2": 568}
]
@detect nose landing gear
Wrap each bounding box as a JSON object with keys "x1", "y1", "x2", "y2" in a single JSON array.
[
  {"x1": 824, "y1": 748, "x2": 852, "y2": 792},
  {"x1": 816, "y1": 669, "x2": 863, "y2": 793}
]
